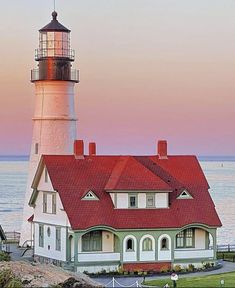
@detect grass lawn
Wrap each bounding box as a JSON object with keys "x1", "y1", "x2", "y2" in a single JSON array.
[{"x1": 143, "y1": 272, "x2": 235, "y2": 287}]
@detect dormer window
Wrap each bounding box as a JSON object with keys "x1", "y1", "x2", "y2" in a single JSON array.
[
  {"x1": 146, "y1": 194, "x2": 155, "y2": 208},
  {"x1": 129, "y1": 194, "x2": 137, "y2": 208},
  {"x1": 82, "y1": 190, "x2": 99, "y2": 200},
  {"x1": 177, "y1": 189, "x2": 193, "y2": 199}
]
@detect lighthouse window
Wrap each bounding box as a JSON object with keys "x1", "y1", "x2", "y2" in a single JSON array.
[{"x1": 35, "y1": 143, "x2": 39, "y2": 154}]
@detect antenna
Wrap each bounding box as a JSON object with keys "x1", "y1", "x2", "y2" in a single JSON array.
[{"x1": 53, "y1": 0, "x2": 56, "y2": 11}]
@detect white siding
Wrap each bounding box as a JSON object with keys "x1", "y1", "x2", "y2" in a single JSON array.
[
  {"x1": 34, "y1": 191, "x2": 70, "y2": 227},
  {"x1": 34, "y1": 223, "x2": 66, "y2": 261},
  {"x1": 195, "y1": 229, "x2": 206, "y2": 249},
  {"x1": 38, "y1": 168, "x2": 54, "y2": 192},
  {"x1": 116, "y1": 194, "x2": 128, "y2": 208},
  {"x1": 156, "y1": 193, "x2": 168, "y2": 208},
  {"x1": 138, "y1": 193, "x2": 146, "y2": 208}
]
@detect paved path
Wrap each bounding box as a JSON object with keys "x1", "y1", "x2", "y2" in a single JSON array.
[{"x1": 92, "y1": 261, "x2": 235, "y2": 287}]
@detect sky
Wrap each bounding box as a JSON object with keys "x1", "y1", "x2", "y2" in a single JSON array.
[{"x1": 0, "y1": 0, "x2": 235, "y2": 156}]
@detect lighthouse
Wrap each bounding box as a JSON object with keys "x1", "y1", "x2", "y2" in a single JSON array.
[{"x1": 20, "y1": 11, "x2": 79, "y2": 245}]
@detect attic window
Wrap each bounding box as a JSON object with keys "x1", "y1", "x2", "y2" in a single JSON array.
[
  {"x1": 177, "y1": 189, "x2": 193, "y2": 199},
  {"x1": 82, "y1": 190, "x2": 99, "y2": 200}
]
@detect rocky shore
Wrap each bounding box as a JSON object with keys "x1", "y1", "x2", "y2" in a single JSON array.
[{"x1": 0, "y1": 261, "x2": 101, "y2": 287}]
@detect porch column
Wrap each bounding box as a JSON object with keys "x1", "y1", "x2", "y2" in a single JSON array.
[
  {"x1": 211, "y1": 229, "x2": 217, "y2": 260},
  {"x1": 74, "y1": 233, "x2": 79, "y2": 265}
]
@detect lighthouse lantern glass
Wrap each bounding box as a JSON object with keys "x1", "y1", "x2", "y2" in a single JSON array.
[{"x1": 39, "y1": 31, "x2": 70, "y2": 58}]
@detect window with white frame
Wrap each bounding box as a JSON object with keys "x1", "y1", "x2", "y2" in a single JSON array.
[
  {"x1": 55, "y1": 227, "x2": 61, "y2": 251},
  {"x1": 176, "y1": 228, "x2": 194, "y2": 248},
  {"x1": 161, "y1": 237, "x2": 169, "y2": 250},
  {"x1": 129, "y1": 194, "x2": 137, "y2": 208},
  {"x1": 142, "y1": 237, "x2": 153, "y2": 251},
  {"x1": 39, "y1": 225, "x2": 44, "y2": 247},
  {"x1": 43, "y1": 193, "x2": 47, "y2": 213},
  {"x1": 82, "y1": 231, "x2": 102, "y2": 252},
  {"x1": 146, "y1": 193, "x2": 155, "y2": 208},
  {"x1": 52, "y1": 194, "x2": 56, "y2": 214},
  {"x1": 126, "y1": 238, "x2": 134, "y2": 251}
]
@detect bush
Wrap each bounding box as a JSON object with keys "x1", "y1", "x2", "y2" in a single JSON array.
[
  {"x1": 188, "y1": 264, "x2": 195, "y2": 272},
  {"x1": 6, "y1": 278, "x2": 23, "y2": 288},
  {"x1": 0, "y1": 252, "x2": 11, "y2": 262},
  {"x1": 203, "y1": 262, "x2": 212, "y2": 269},
  {"x1": 160, "y1": 265, "x2": 170, "y2": 273},
  {"x1": 174, "y1": 265, "x2": 182, "y2": 272}
]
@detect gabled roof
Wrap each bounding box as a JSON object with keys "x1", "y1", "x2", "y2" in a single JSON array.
[
  {"x1": 105, "y1": 156, "x2": 172, "y2": 191},
  {"x1": 31, "y1": 154, "x2": 222, "y2": 230}
]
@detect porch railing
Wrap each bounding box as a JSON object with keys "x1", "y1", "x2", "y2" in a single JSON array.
[
  {"x1": 77, "y1": 252, "x2": 120, "y2": 262},
  {"x1": 174, "y1": 249, "x2": 214, "y2": 259},
  {"x1": 217, "y1": 244, "x2": 235, "y2": 252}
]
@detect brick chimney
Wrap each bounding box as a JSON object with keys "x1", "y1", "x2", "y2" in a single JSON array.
[
  {"x1": 158, "y1": 140, "x2": 168, "y2": 159},
  {"x1": 74, "y1": 140, "x2": 84, "y2": 159},
  {"x1": 89, "y1": 142, "x2": 96, "y2": 156}
]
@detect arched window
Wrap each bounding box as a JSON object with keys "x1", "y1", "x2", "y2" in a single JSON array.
[
  {"x1": 143, "y1": 238, "x2": 153, "y2": 251},
  {"x1": 161, "y1": 237, "x2": 168, "y2": 250},
  {"x1": 126, "y1": 238, "x2": 134, "y2": 251}
]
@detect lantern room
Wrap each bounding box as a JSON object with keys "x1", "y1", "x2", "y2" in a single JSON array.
[
  {"x1": 31, "y1": 11, "x2": 79, "y2": 83},
  {"x1": 35, "y1": 11, "x2": 74, "y2": 61}
]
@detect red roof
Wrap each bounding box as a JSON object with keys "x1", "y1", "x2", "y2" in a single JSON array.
[
  {"x1": 40, "y1": 155, "x2": 221, "y2": 230},
  {"x1": 105, "y1": 156, "x2": 172, "y2": 191}
]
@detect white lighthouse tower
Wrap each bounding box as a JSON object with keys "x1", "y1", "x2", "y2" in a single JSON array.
[{"x1": 20, "y1": 11, "x2": 79, "y2": 245}]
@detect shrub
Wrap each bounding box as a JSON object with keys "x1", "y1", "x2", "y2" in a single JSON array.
[
  {"x1": 6, "y1": 278, "x2": 23, "y2": 288},
  {"x1": 0, "y1": 252, "x2": 11, "y2": 262},
  {"x1": 0, "y1": 270, "x2": 23, "y2": 288},
  {"x1": 188, "y1": 264, "x2": 195, "y2": 272},
  {"x1": 118, "y1": 265, "x2": 124, "y2": 274},
  {"x1": 174, "y1": 265, "x2": 182, "y2": 272},
  {"x1": 160, "y1": 265, "x2": 170, "y2": 273},
  {"x1": 203, "y1": 262, "x2": 212, "y2": 269}
]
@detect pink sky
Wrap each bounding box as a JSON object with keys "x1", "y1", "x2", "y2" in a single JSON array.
[{"x1": 0, "y1": 0, "x2": 235, "y2": 156}]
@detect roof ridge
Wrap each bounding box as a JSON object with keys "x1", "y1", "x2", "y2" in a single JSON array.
[
  {"x1": 104, "y1": 156, "x2": 130, "y2": 191},
  {"x1": 134, "y1": 156, "x2": 185, "y2": 193}
]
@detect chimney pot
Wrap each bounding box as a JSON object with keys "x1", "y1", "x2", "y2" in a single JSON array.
[
  {"x1": 74, "y1": 140, "x2": 84, "y2": 159},
  {"x1": 89, "y1": 142, "x2": 96, "y2": 156},
  {"x1": 158, "y1": 140, "x2": 168, "y2": 159}
]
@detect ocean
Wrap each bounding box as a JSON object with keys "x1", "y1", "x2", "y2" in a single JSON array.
[{"x1": 0, "y1": 156, "x2": 234, "y2": 245}]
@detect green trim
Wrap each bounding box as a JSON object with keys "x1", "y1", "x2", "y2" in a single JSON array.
[
  {"x1": 72, "y1": 223, "x2": 219, "y2": 233},
  {"x1": 114, "y1": 193, "x2": 117, "y2": 208}
]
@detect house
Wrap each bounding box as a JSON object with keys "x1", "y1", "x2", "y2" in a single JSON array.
[
  {"x1": 28, "y1": 140, "x2": 222, "y2": 273},
  {"x1": 0, "y1": 225, "x2": 6, "y2": 251}
]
